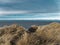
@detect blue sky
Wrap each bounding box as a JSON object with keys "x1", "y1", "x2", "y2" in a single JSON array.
[{"x1": 0, "y1": 0, "x2": 60, "y2": 20}]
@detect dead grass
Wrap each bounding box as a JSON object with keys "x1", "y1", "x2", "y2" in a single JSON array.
[{"x1": 0, "y1": 23, "x2": 60, "y2": 45}]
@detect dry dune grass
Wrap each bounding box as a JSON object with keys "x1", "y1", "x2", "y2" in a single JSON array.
[
  {"x1": 0, "y1": 24, "x2": 25, "y2": 45},
  {"x1": 0, "y1": 23, "x2": 60, "y2": 45}
]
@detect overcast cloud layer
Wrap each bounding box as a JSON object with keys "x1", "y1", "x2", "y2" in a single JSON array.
[
  {"x1": 0, "y1": 0, "x2": 60, "y2": 12},
  {"x1": 0, "y1": 13, "x2": 60, "y2": 20},
  {"x1": 0, "y1": 0, "x2": 60, "y2": 20}
]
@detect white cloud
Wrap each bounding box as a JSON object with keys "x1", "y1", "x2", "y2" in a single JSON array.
[
  {"x1": 0, "y1": 10, "x2": 30, "y2": 15},
  {"x1": 0, "y1": 12, "x2": 60, "y2": 18},
  {"x1": 0, "y1": 18, "x2": 60, "y2": 20},
  {"x1": 33, "y1": 13, "x2": 60, "y2": 17},
  {"x1": 0, "y1": 10, "x2": 60, "y2": 15},
  {"x1": 0, "y1": 10, "x2": 60, "y2": 20}
]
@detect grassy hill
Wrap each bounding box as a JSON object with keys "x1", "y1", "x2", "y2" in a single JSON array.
[{"x1": 0, "y1": 22, "x2": 60, "y2": 45}]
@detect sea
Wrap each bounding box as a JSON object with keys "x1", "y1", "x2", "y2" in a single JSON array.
[{"x1": 0, "y1": 20, "x2": 60, "y2": 28}]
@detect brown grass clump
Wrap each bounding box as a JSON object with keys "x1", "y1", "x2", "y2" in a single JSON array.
[
  {"x1": 0, "y1": 22, "x2": 60, "y2": 45},
  {"x1": 0, "y1": 24, "x2": 25, "y2": 45}
]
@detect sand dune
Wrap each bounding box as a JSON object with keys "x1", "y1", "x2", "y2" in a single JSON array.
[{"x1": 0, "y1": 22, "x2": 60, "y2": 45}]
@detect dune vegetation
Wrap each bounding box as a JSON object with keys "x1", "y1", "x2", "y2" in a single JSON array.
[{"x1": 0, "y1": 22, "x2": 60, "y2": 45}]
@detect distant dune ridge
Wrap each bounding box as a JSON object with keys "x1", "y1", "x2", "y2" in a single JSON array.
[{"x1": 0, "y1": 22, "x2": 60, "y2": 45}]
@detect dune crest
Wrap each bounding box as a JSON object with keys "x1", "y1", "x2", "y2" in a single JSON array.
[{"x1": 0, "y1": 23, "x2": 60, "y2": 45}]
